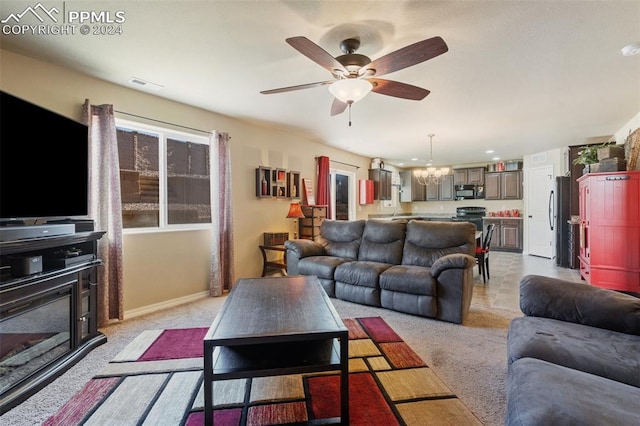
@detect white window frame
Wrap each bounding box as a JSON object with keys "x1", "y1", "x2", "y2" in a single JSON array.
[
  {"x1": 115, "y1": 118, "x2": 211, "y2": 234},
  {"x1": 330, "y1": 168, "x2": 357, "y2": 221}
]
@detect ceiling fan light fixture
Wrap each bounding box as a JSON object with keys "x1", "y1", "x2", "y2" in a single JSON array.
[
  {"x1": 329, "y1": 78, "x2": 373, "y2": 104},
  {"x1": 621, "y1": 42, "x2": 640, "y2": 56}
]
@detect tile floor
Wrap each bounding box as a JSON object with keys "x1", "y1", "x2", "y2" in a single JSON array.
[{"x1": 471, "y1": 251, "x2": 581, "y2": 311}]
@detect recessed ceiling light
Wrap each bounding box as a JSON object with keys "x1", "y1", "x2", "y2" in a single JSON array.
[
  {"x1": 128, "y1": 77, "x2": 164, "y2": 91},
  {"x1": 621, "y1": 43, "x2": 640, "y2": 56},
  {"x1": 398, "y1": 162, "x2": 404, "y2": 166},
  {"x1": 492, "y1": 156, "x2": 500, "y2": 161},
  {"x1": 410, "y1": 157, "x2": 419, "y2": 161},
  {"x1": 486, "y1": 150, "x2": 494, "y2": 154}
]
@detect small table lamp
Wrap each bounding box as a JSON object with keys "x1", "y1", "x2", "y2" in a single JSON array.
[{"x1": 286, "y1": 202, "x2": 305, "y2": 239}]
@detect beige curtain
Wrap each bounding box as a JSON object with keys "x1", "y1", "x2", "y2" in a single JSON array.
[
  {"x1": 209, "y1": 131, "x2": 235, "y2": 295},
  {"x1": 83, "y1": 100, "x2": 124, "y2": 325}
]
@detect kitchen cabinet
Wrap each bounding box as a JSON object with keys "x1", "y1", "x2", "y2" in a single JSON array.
[
  {"x1": 483, "y1": 218, "x2": 523, "y2": 252},
  {"x1": 578, "y1": 171, "x2": 640, "y2": 292},
  {"x1": 426, "y1": 174, "x2": 455, "y2": 201},
  {"x1": 400, "y1": 171, "x2": 425, "y2": 201},
  {"x1": 453, "y1": 167, "x2": 484, "y2": 185},
  {"x1": 426, "y1": 181, "x2": 439, "y2": 201},
  {"x1": 369, "y1": 169, "x2": 392, "y2": 201},
  {"x1": 439, "y1": 174, "x2": 455, "y2": 201},
  {"x1": 400, "y1": 172, "x2": 453, "y2": 202},
  {"x1": 485, "y1": 170, "x2": 522, "y2": 200}
]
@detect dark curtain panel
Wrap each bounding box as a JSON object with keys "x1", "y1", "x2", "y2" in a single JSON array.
[
  {"x1": 82, "y1": 100, "x2": 124, "y2": 326},
  {"x1": 209, "y1": 131, "x2": 235, "y2": 295}
]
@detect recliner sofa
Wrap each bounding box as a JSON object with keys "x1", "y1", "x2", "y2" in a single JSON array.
[
  {"x1": 284, "y1": 219, "x2": 477, "y2": 324},
  {"x1": 506, "y1": 275, "x2": 640, "y2": 425}
]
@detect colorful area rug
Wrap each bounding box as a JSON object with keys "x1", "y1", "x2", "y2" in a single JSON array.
[{"x1": 44, "y1": 317, "x2": 482, "y2": 425}]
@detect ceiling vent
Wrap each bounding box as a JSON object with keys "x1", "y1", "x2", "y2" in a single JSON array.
[{"x1": 128, "y1": 77, "x2": 163, "y2": 91}]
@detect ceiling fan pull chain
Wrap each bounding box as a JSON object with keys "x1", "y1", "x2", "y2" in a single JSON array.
[{"x1": 348, "y1": 103, "x2": 352, "y2": 127}]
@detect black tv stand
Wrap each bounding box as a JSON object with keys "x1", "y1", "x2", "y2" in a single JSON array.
[{"x1": 0, "y1": 222, "x2": 106, "y2": 414}]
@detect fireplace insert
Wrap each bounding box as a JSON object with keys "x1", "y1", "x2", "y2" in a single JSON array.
[{"x1": 0, "y1": 283, "x2": 73, "y2": 396}]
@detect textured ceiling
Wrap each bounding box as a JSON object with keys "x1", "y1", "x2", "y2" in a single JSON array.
[{"x1": 1, "y1": 0, "x2": 639, "y2": 167}]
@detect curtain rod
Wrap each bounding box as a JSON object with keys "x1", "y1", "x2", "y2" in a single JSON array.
[
  {"x1": 316, "y1": 157, "x2": 360, "y2": 169},
  {"x1": 114, "y1": 110, "x2": 215, "y2": 136}
]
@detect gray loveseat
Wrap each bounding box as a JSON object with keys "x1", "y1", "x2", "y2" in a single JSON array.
[
  {"x1": 506, "y1": 275, "x2": 640, "y2": 425},
  {"x1": 284, "y1": 219, "x2": 477, "y2": 324}
]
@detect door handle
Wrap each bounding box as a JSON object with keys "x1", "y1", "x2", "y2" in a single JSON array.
[{"x1": 548, "y1": 190, "x2": 554, "y2": 231}]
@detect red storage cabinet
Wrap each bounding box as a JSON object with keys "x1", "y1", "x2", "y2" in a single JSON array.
[{"x1": 577, "y1": 171, "x2": 640, "y2": 292}]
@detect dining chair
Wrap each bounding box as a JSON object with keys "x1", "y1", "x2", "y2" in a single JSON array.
[{"x1": 476, "y1": 223, "x2": 495, "y2": 283}]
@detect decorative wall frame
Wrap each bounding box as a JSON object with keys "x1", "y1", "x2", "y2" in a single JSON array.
[{"x1": 255, "y1": 167, "x2": 302, "y2": 199}]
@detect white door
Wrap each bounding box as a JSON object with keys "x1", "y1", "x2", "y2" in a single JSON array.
[{"x1": 526, "y1": 165, "x2": 554, "y2": 258}]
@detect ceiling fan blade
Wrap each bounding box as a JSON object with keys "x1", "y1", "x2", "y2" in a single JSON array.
[
  {"x1": 369, "y1": 78, "x2": 430, "y2": 100},
  {"x1": 260, "y1": 80, "x2": 334, "y2": 95},
  {"x1": 330, "y1": 98, "x2": 348, "y2": 116},
  {"x1": 365, "y1": 36, "x2": 448, "y2": 77},
  {"x1": 286, "y1": 36, "x2": 347, "y2": 75}
]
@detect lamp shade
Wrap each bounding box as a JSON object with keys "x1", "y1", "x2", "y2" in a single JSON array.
[
  {"x1": 328, "y1": 79, "x2": 373, "y2": 104},
  {"x1": 286, "y1": 202, "x2": 305, "y2": 219}
]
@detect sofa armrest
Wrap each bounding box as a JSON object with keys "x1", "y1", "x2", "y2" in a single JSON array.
[
  {"x1": 519, "y1": 275, "x2": 640, "y2": 335},
  {"x1": 284, "y1": 239, "x2": 325, "y2": 258},
  {"x1": 284, "y1": 239, "x2": 326, "y2": 275},
  {"x1": 431, "y1": 253, "x2": 475, "y2": 277}
]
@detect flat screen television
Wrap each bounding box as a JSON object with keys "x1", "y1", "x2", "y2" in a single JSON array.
[{"x1": 0, "y1": 91, "x2": 89, "y2": 223}]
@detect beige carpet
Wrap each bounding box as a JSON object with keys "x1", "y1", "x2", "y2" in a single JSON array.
[{"x1": 1, "y1": 295, "x2": 520, "y2": 425}]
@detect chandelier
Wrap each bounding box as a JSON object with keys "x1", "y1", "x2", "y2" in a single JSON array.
[{"x1": 413, "y1": 134, "x2": 450, "y2": 185}]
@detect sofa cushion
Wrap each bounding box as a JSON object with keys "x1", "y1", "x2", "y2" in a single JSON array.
[
  {"x1": 379, "y1": 265, "x2": 436, "y2": 296},
  {"x1": 402, "y1": 221, "x2": 475, "y2": 267},
  {"x1": 507, "y1": 316, "x2": 640, "y2": 387},
  {"x1": 358, "y1": 220, "x2": 406, "y2": 264},
  {"x1": 380, "y1": 289, "x2": 437, "y2": 318},
  {"x1": 298, "y1": 256, "x2": 350, "y2": 280},
  {"x1": 316, "y1": 220, "x2": 366, "y2": 259},
  {"x1": 506, "y1": 358, "x2": 640, "y2": 426},
  {"x1": 334, "y1": 260, "x2": 392, "y2": 288}
]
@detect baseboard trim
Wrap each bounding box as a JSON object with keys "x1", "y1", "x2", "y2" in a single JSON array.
[{"x1": 123, "y1": 291, "x2": 210, "y2": 320}]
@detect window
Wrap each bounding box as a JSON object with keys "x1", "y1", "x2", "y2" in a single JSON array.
[{"x1": 115, "y1": 119, "x2": 211, "y2": 230}]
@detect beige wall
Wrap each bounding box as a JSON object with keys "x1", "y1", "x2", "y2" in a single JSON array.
[{"x1": 0, "y1": 49, "x2": 383, "y2": 314}]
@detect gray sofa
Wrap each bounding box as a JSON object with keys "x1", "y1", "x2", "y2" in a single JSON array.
[
  {"x1": 506, "y1": 275, "x2": 640, "y2": 425},
  {"x1": 284, "y1": 219, "x2": 477, "y2": 324}
]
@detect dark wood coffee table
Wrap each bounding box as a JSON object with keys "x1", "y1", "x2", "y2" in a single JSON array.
[{"x1": 203, "y1": 275, "x2": 349, "y2": 425}]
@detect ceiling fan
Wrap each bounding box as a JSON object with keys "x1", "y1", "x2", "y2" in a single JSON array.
[{"x1": 260, "y1": 35, "x2": 448, "y2": 121}]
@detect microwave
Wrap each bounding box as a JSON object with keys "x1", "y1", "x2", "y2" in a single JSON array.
[{"x1": 455, "y1": 184, "x2": 484, "y2": 200}]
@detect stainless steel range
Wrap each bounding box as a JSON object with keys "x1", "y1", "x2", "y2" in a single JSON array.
[{"x1": 451, "y1": 206, "x2": 486, "y2": 231}]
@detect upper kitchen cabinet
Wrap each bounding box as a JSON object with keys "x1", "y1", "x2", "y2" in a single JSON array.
[
  {"x1": 485, "y1": 170, "x2": 523, "y2": 200},
  {"x1": 426, "y1": 174, "x2": 455, "y2": 201},
  {"x1": 400, "y1": 171, "x2": 425, "y2": 201},
  {"x1": 453, "y1": 167, "x2": 485, "y2": 185},
  {"x1": 369, "y1": 168, "x2": 392, "y2": 200},
  {"x1": 400, "y1": 171, "x2": 453, "y2": 202}
]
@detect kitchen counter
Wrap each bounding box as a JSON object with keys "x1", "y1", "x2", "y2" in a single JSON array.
[
  {"x1": 369, "y1": 213, "x2": 455, "y2": 221},
  {"x1": 483, "y1": 216, "x2": 524, "y2": 220}
]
